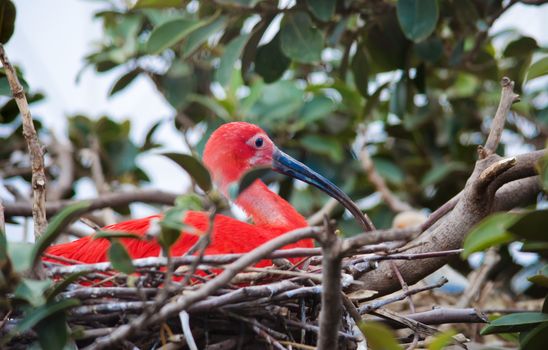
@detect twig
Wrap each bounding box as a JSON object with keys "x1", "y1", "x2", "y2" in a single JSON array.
[
  {"x1": 457, "y1": 248, "x2": 500, "y2": 308},
  {"x1": 179, "y1": 208, "x2": 217, "y2": 287},
  {"x1": 307, "y1": 198, "x2": 338, "y2": 226},
  {"x1": 382, "y1": 308, "x2": 488, "y2": 327},
  {"x1": 358, "y1": 277, "x2": 448, "y2": 314},
  {"x1": 179, "y1": 311, "x2": 198, "y2": 350},
  {"x1": 317, "y1": 219, "x2": 343, "y2": 350},
  {"x1": 0, "y1": 44, "x2": 48, "y2": 237},
  {"x1": 48, "y1": 135, "x2": 74, "y2": 201},
  {"x1": 358, "y1": 127, "x2": 413, "y2": 213},
  {"x1": 4, "y1": 189, "x2": 179, "y2": 217},
  {"x1": 482, "y1": 77, "x2": 520, "y2": 158},
  {"x1": 0, "y1": 198, "x2": 5, "y2": 233},
  {"x1": 341, "y1": 227, "x2": 418, "y2": 254}
]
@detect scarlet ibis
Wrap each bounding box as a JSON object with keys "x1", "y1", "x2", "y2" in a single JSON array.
[{"x1": 46, "y1": 122, "x2": 368, "y2": 265}]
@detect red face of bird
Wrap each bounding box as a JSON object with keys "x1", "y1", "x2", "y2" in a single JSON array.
[{"x1": 203, "y1": 122, "x2": 371, "y2": 230}]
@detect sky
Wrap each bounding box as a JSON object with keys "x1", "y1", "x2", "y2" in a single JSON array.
[{"x1": 3, "y1": 0, "x2": 548, "y2": 240}]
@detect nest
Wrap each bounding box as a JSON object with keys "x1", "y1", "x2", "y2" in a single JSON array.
[{"x1": 0, "y1": 234, "x2": 472, "y2": 350}]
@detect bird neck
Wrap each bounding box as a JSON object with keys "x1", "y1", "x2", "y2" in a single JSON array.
[{"x1": 234, "y1": 180, "x2": 308, "y2": 230}]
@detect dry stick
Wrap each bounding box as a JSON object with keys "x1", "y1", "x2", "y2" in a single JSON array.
[
  {"x1": 0, "y1": 44, "x2": 48, "y2": 237},
  {"x1": 4, "y1": 189, "x2": 178, "y2": 217},
  {"x1": 383, "y1": 308, "x2": 488, "y2": 327},
  {"x1": 317, "y1": 219, "x2": 344, "y2": 350},
  {"x1": 358, "y1": 277, "x2": 448, "y2": 314},
  {"x1": 48, "y1": 135, "x2": 74, "y2": 201},
  {"x1": 86, "y1": 226, "x2": 323, "y2": 350},
  {"x1": 456, "y1": 248, "x2": 500, "y2": 308},
  {"x1": 0, "y1": 198, "x2": 5, "y2": 233},
  {"x1": 389, "y1": 260, "x2": 419, "y2": 350},
  {"x1": 307, "y1": 198, "x2": 338, "y2": 226},
  {"x1": 358, "y1": 127, "x2": 413, "y2": 213},
  {"x1": 482, "y1": 78, "x2": 519, "y2": 158}
]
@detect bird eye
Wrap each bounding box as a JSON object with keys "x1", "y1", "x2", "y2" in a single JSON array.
[{"x1": 254, "y1": 137, "x2": 264, "y2": 148}]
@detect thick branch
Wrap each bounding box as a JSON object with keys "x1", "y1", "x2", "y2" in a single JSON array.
[
  {"x1": 3, "y1": 189, "x2": 179, "y2": 217},
  {"x1": 0, "y1": 44, "x2": 48, "y2": 237},
  {"x1": 317, "y1": 221, "x2": 343, "y2": 350}
]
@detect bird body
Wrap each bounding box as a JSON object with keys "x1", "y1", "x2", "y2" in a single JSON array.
[{"x1": 46, "y1": 122, "x2": 366, "y2": 265}]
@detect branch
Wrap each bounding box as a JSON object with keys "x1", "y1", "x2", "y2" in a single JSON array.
[
  {"x1": 481, "y1": 77, "x2": 520, "y2": 157},
  {"x1": 3, "y1": 189, "x2": 179, "y2": 217},
  {"x1": 381, "y1": 308, "x2": 488, "y2": 328},
  {"x1": 47, "y1": 135, "x2": 74, "y2": 201},
  {"x1": 317, "y1": 220, "x2": 343, "y2": 350},
  {"x1": 358, "y1": 129, "x2": 413, "y2": 213},
  {"x1": 349, "y1": 77, "x2": 541, "y2": 296},
  {"x1": 0, "y1": 44, "x2": 48, "y2": 237}
]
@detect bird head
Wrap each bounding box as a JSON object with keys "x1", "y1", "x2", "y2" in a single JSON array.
[{"x1": 203, "y1": 122, "x2": 370, "y2": 229}]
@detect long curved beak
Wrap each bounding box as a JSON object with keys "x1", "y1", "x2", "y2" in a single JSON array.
[{"x1": 272, "y1": 149, "x2": 373, "y2": 231}]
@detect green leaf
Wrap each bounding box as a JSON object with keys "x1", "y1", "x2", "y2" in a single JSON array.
[
  {"x1": 15, "y1": 299, "x2": 80, "y2": 334},
  {"x1": 359, "y1": 321, "x2": 403, "y2": 350},
  {"x1": 351, "y1": 44, "x2": 369, "y2": 98},
  {"x1": 32, "y1": 201, "x2": 91, "y2": 266},
  {"x1": 298, "y1": 95, "x2": 336, "y2": 125},
  {"x1": 109, "y1": 68, "x2": 141, "y2": 96},
  {"x1": 301, "y1": 135, "x2": 344, "y2": 162},
  {"x1": 182, "y1": 16, "x2": 227, "y2": 58},
  {"x1": 527, "y1": 265, "x2": 548, "y2": 288},
  {"x1": 215, "y1": 34, "x2": 250, "y2": 86},
  {"x1": 0, "y1": 228, "x2": 7, "y2": 260},
  {"x1": 9, "y1": 242, "x2": 35, "y2": 273},
  {"x1": 46, "y1": 271, "x2": 89, "y2": 302},
  {"x1": 480, "y1": 312, "x2": 548, "y2": 335},
  {"x1": 508, "y1": 210, "x2": 548, "y2": 242},
  {"x1": 397, "y1": 0, "x2": 439, "y2": 42},
  {"x1": 427, "y1": 330, "x2": 457, "y2": 350},
  {"x1": 525, "y1": 56, "x2": 548, "y2": 83},
  {"x1": 280, "y1": 11, "x2": 323, "y2": 64},
  {"x1": 14, "y1": 278, "x2": 52, "y2": 307},
  {"x1": 520, "y1": 322, "x2": 548, "y2": 350},
  {"x1": 159, "y1": 206, "x2": 190, "y2": 250},
  {"x1": 146, "y1": 17, "x2": 204, "y2": 54},
  {"x1": 504, "y1": 36, "x2": 538, "y2": 57},
  {"x1": 390, "y1": 75, "x2": 407, "y2": 118},
  {"x1": 415, "y1": 36, "x2": 443, "y2": 63},
  {"x1": 421, "y1": 162, "x2": 467, "y2": 187},
  {"x1": 175, "y1": 193, "x2": 204, "y2": 211},
  {"x1": 362, "y1": 14, "x2": 409, "y2": 72},
  {"x1": 372, "y1": 157, "x2": 405, "y2": 185},
  {"x1": 35, "y1": 310, "x2": 69, "y2": 350},
  {"x1": 108, "y1": 240, "x2": 135, "y2": 274},
  {"x1": 255, "y1": 33, "x2": 290, "y2": 83},
  {"x1": 161, "y1": 152, "x2": 212, "y2": 192},
  {"x1": 0, "y1": 0, "x2": 15, "y2": 44},
  {"x1": 249, "y1": 80, "x2": 304, "y2": 121},
  {"x1": 462, "y1": 213, "x2": 520, "y2": 258},
  {"x1": 306, "y1": 0, "x2": 336, "y2": 22},
  {"x1": 133, "y1": 0, "x2": 184, "y2": 9}
]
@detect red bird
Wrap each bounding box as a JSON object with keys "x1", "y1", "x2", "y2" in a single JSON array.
[{"x1": 46, "y1": 122, "x2": 367, "y2": 265}]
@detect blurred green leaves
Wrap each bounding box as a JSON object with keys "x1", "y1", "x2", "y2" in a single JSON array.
[
  {"x1": 0, "y1": 0, "x2": 16, "y2": 44},
  {"x1": 280, "y1": 12, "x2": 323, "y2": 64},
  {"x1": 397, "y1": 0, "x2": 439, "y2": 42}
]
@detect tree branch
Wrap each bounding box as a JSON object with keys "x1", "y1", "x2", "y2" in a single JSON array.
[
  {"x1": 0, "y1": 44, "x2": 48, "y2": 237},
  {"x1": 3, "y1": 189, "x2": 179, "y2": 217},
  {"x1": 481, "y1": 77, "x2": 520, "y2": 157},
  {"x1": 317, "y1": 220, "x2": 343, "y2": 350}
]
